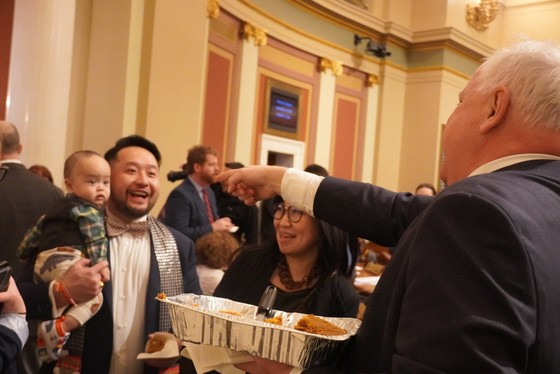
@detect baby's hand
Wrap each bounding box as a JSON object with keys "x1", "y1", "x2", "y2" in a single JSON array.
[{"x1": 100, "y1": 266, "x2": 111, "y2": 282}]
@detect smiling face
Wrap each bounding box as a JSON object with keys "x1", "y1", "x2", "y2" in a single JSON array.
[
  {"x1": 274, "y1": 203, "x2": 321, "y2": 260},
  {"x1": 65, "y1": 154, "x2": 111, "y2": 208},
  {"x1": 107, "y1": 146, "x2": 160, "y2": 222}
]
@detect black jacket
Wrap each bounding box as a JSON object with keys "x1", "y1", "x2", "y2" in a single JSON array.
[{"x1": 214, "y1": 246, "x2": 359, "y2": 318}]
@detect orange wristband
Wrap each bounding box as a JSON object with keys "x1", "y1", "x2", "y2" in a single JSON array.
[{"x1": 55, "y1": 280, "x2": 76, "y2": 306}]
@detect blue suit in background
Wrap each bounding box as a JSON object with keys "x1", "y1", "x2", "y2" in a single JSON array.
[{"x1": 162, "y1": 177, "x2": 218, "y2": 241}]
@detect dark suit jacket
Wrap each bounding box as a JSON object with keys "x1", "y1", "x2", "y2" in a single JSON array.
[
  {"x1": 0, "y1": 325, "x2": 21, "y2": 374},
  {"x1": 306, "y1": 159, "x2": 560, "y2": 373},
  {"x1": 211, "y1": 182, "x2": 259, "y2": 244},
  {"x1": 0, "y1": 163, "x2": 64, "y2": 278},
  {"x1": 214, "y1": 246, "x2": 360, "y2": 318},
  {"x1": 163, "y1": 178, "x2": 218, "y2": 241},
  {"x1": 18, "y1": 225, "x2": 202, "y2": 374}
]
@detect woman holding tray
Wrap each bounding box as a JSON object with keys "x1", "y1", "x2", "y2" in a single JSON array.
[{"x1": 214, "y1": 196, "x2": 359, "y2": 318}]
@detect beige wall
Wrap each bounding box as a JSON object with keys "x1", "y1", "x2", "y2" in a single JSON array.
[{"x1": 5, "y1": 0, "x2": 560, "y2": 200}]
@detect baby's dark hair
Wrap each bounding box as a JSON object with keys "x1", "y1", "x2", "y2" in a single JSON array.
[{"x1": 64, "y1": 150, "x2": 103, "y2": 178}]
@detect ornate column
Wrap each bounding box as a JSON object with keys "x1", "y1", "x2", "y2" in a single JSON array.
[
  {"x1": 362, "y1": 74, "x2": 379, "y2": 183},
  {"x1": 314, "y1": 58, "x2": 342, "y2": 168},
  {"x1": 6, "y1": 1, "x2": 78, "y2": 185},
  {"x1": 233, "y1": 23, "x2": 267, "y2": 164}
]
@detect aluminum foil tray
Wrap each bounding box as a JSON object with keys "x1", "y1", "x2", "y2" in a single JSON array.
[{"x1": 158, "y1": 293, "x2": 361, "y2": 368}]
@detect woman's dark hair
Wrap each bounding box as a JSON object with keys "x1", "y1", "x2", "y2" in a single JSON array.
[
  {"x1": 29, "y1": 164, "x2": 54, "y2": 183},
  {"x1": 415, "y1": 182, "x2": 437, "y2": 195},
  {"x1": 304, "y1": 163, "x2": 329, "y2": 177}
]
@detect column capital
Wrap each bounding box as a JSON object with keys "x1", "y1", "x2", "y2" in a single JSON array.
[
  {"x1": 319, "y1": 58, "x2": 343, "y2": 77},
  {"x1": 366, "y1": 74, "x2": 379, "y2": 87},
  {"x1": 207, "y1": 0, "x2": 220, "y2": 19},
  {"x1": 242, "y1": 23, "x2": 268, "y2": 47}
]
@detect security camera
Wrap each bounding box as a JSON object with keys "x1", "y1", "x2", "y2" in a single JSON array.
[
  {"x1": 365, "y1": 41, "x2": 391, "y2": 58},
  {"x1": 354, "y1": 34, "x2": 391, "y2": 58}
]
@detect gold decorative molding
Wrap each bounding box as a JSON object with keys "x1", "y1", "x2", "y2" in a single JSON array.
[
  {"x1": 207, "y1": 0, "x2": 220, "y2": 19},
  {"x1": 466, "y1": 0, "x2": 499, "y2": 31},
  {"x1": 342, "y1": 0, "x2": 368, "y2": 10},
  {"x1": 319, "y1": 58, "x2": 343, "y2": 77},
  {"x1": 242, "y1": 23, "x2": 268, "y2": 46},
  {"x1": 366, "y1": 74, "x2": 379, "y2": 87}
]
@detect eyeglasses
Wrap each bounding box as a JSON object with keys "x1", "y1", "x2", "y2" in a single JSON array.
[
  {"x1": 0, "y1": 165, "x2": 8, "y2": 182},
  {"x1": 273, "y1": 204, "x2": 304, "y2": 223}
]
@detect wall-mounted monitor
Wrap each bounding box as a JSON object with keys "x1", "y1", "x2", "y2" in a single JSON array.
[
  {"x1": 263, "y1": 79, "x2": 302, "y2": 139},
  {"x1": 268, "y1": 87, "x2": 298, "y2": 133}
]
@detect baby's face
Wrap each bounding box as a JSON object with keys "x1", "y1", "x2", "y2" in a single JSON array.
[{"x1": 67, "y1": 155, "x2": 111, "y2": 208}]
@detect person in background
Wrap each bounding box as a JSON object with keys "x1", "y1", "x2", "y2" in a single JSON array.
[
  {"x1": 211, "y1": 162, "x2": 259, "y2": 244},
  {"x1": 16, "y1": 151, "x2": 111, "y2": 366},
  {"x1": 162, "y1": 145, "x2": 234, "y2": 241},
  {"x1": 0, "y1": 121, "x2": 64, "y2": 374},
  {"x1": 28, "y1": 165, "x2": 64, "y2": 196},
  {"x1": 214, "y1": 196, "x2": 359, "y2": 318},
  {"x1": 18, "y1": 135, "x2": 202, "y2": 374},
  {"x1": 303, "y1": 163, "x2": 328, "y2": 177},
  {"x1": 195, "y1": 231, "x2": 240, "y2": 295},
  {"x1": 28, "y1": 165, "x2": 54, "y2": 183},
  {"x1": 414, "y1": 182, "x2": 437, "y2": 196},
  {"x1": 0, "y1": 121, "x2": 64, "y2": 278},
  {"x1": 218, "y1": 40, "x2": 560, "y2": 373},
  {"x1": 0, "y1": 129, "x2": 29, "y2": 374}
]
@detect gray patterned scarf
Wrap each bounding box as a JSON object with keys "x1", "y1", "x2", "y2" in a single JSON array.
[{"x1": 147, "y1": 215, "x2": 183, "y2": 331}]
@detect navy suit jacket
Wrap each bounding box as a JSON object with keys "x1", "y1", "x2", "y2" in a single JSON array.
[
  {"x1": 18, "y1": 225, "x2": 201, "y2": 374},
  {"x1": 306, "y1": 160, "x2": 560, "y2": 373},
  {"x1": 163, "y1": 177, "x2": 218, "y2": 241},
  {"x1": 0, "y1": 163, "x2": 63, "y2": 277}
]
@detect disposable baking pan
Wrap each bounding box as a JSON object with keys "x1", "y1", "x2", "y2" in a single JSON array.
[{"x1": 158, "y1": 293, "x2": 361, "y2": 368}]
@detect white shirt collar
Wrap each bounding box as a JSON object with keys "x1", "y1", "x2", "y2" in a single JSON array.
[
  {"x1": 469, "y1": 154, "x2": 560, "y2": 177},
  {"x1": 188, "y1": 175, "x2": 204, "y2": 192},
  {"x1": 0, "y1": 159, "x2": 22, "y2": 164}
]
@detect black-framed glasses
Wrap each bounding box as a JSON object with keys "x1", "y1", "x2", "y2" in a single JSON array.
[
  {"x1": 0, "y1": 165, "x2": 8, "y2": 182},
  {"x1": 273, "y1": 204, "x2": 304, "y2": 223}
]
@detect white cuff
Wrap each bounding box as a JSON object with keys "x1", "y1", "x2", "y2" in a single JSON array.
[
  {"x1": 0, "y1": 313, "x2": 29, "y2": 348},
  {"x1": 281, "y1": 168, "x2": 323, "y2": 216}
]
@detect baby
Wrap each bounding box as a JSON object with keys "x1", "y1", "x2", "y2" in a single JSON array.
[{"x1": 17, "y1": 150, "x2": 111, "y2": 363}]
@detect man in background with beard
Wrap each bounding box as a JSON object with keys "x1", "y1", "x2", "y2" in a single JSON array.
[{"x1": 162, "y1": 145, "x2": 234, "y2": 241}]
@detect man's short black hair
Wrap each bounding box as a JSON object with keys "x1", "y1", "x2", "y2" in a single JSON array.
[
  {"x1": 225, "y1": 162, "x2": 244, "y2": 169},
  {"x1": 304, "y1": 163, "x2": 329, "y2": 177},
  {"x1": 104, "y1": 135, "x2": 162, "y2": 166}
]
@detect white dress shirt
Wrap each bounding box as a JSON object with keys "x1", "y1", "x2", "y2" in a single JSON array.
[{"x1": 108, "y1": 217, "x2": 151, "y2": 374}]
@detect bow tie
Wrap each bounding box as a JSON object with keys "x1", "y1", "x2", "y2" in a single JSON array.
[{"x1": 105, "y1": 215, "x2": 148, "y2": 238}]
